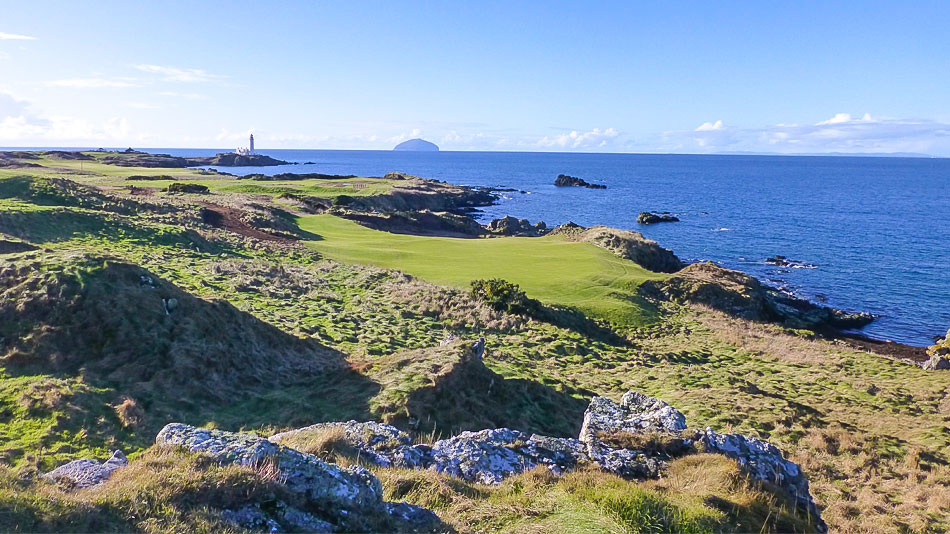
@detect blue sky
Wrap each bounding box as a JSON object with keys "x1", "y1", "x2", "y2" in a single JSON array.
[{"x1": 1, "y1": 1, "x2": 949, "y2": 154}]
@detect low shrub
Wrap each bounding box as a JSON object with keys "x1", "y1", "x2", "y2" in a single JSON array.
[{"x1": 469, "y1": 278, "x2": 541, "y2": 317}]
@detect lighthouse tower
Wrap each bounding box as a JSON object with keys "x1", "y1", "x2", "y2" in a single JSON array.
[{"x1": 249, "y1": 134, "x2": 255, "y2": 155}]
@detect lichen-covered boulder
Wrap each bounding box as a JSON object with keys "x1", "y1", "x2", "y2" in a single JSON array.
[
  {"x1": 156, "y1": 423, "x2": 383, "y2": 513},
  {"x1": 595, "y1": 448, "x2": 665, "y2": 479},
  {"x1": 42, "y1": 450, "x2": 128, "y2": 489},
  {"x1": 923, "y1": 330, "x2": 950, "y2": 370},
  {"x1": 579, "y1": 391, "x2": 687, "y2": 448},
  {"x1": 384, "y1": 502, "x2": 444, "y2": 533},
  {"x1": 428, "y1": 428, "x2": 585, "y2": 484},
  {"x1": 701, "y1": 429, "x2": 825, "y2": 532},
  {"x1": 269, "y1": 420, "x2": 431, "y2": 469}
]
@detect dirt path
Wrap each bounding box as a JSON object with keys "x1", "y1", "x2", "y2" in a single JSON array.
[{"x1": 198, "y1": 203, "x2": 298, "y2": 244}]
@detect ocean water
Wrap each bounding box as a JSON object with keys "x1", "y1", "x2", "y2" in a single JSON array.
[{"x1": 166, "y1": 149, "x2": 949, "y2": 346}]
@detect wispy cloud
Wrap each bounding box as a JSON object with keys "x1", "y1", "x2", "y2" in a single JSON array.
[
  {"x1": 658, "y1": 113, "x2": 950, "y2": 154},
  {"x1": 134, "y1": 64, "x2": 221, "y2": 83},
  {"x1": 47, "y1": 78, "x2": 140, "y2": 88},
  {"x1": 537, "y1": 127, "x2": 619, "y2": 149},
  {"x1": 815, "y1": 112, "x2": 873, "y2": 126},
  {"x1": 0, "y1": 32, "x2": 36, "y2": 40}
]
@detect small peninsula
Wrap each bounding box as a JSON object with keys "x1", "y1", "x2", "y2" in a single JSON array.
[{"x1": 393, "y1": 138, "x2": 439, "y2": 152}]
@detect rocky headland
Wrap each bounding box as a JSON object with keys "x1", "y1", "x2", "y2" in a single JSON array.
[{"x1": 100, "y1": 151, "x2": 290, "y2": 168}]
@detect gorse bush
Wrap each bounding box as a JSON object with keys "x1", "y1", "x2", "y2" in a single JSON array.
[{"x1": 470, "y1": 278, "x2": 541, "y2": 316}]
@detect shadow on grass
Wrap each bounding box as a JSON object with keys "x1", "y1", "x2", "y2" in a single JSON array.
[
  {"x1": 399, "y1": 348, "x2": 591, "y2": 438},
  {"x1": 535, "y1": 304, "x2": 632, "y2": 346},
  {"x1": 0, "y1": 260, "x2": 376, "y2": 465}
]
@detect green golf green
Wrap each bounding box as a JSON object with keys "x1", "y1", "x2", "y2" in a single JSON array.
[{"x1": 298, "y1": 214, "x2": 667, "y2": 326}]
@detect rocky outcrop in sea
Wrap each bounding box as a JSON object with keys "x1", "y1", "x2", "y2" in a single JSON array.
[
  {"x1": 554, "y1": 174, "x2": 607, "y2": 189},
  {"x1": 637, "y1": 211, "x2": 680, "y2": 224}
]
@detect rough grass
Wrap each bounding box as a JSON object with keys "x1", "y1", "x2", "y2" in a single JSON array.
[
  {"x1": 298, "y1": 214, "x2": 666, "y2": 328},
  {"x1": 377, "y1": 454, "x2": 818, "y2": 533}
]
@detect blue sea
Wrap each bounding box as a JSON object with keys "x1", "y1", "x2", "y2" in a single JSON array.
[{"x1": 164, "y1": 149, "x2": 947, "y2": 346}]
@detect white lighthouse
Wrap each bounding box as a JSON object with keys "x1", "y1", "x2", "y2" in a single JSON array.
[{"x1": 235, "y1": 134, "x2": 256, "y2": 156}]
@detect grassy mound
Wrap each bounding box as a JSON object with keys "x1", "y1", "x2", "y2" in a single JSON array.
[
  {"x1": 0, "y1": 252, "x2": 346, "y2": 469},
  {"x1": 365, "y1": 340, "x2": 589, "y2": 437}
]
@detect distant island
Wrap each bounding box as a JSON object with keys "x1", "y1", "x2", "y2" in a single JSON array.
[{"x1": 393, "y1": 138, "x2": 439, "y2": 152}]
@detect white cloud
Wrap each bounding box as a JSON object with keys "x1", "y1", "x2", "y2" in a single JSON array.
[
  {"x1": 0, "y1": 32, "x2": 36, "y2": 40},
  {"x1": 0, "y1": 114, "x2": 130, "y2": 142},
  {"x1": 0, "y1": 90, "x2": 132, "y2": 143},
  {"x1": 47, "y1": 78, "x2": 140, "y2": 88},
  {"x1": 695, "y1": 120, "x2": 724, "y2": 131},
  {"x1": 537, "y1": 127, "x2": 619, "y2": 149},
  {"x1": 386, "y1": 128, "x2": 424, "y2": 144},
  {"x1": 134, "y1": 64, "x2": 221, "y2": 83},
  {"x1": 816, "y1": 112, "x2": 874, "y2": 125},
  {"x1": 659, "y1": 113, "x2": 950, "y2": 154}
]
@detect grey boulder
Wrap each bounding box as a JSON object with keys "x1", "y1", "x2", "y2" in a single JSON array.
[{"x1": 42, "y1": 450, "x2": 128, "y2": 489}]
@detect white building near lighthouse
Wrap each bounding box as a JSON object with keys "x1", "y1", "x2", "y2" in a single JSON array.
[{"x1": 235, "y1": 134, "x2": 255, "y2": 156}]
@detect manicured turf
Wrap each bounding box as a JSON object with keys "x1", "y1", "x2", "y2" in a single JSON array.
[{"x1": 298, "y1": 214, "x2": 667, "y2": 326}]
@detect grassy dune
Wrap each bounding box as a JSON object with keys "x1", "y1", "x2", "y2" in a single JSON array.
[{"x1": 299, "y1": 213, "x2": 667, "y2": 327}]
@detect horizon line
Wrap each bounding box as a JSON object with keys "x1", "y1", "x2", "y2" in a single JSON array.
[{"x1": 0, "y1": 145, "x2": 943, "y2": 159}]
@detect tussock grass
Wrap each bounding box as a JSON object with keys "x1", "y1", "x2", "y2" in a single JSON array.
[{"x1": 376, "y1": 454, "x2": 818, "y2": 533}]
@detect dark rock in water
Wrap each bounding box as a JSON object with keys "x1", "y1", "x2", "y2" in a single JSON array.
[
  {"x1": 554, "y1": 174, "x2": 607, "y2": 189},
  {"x1": 165, "y1": 183, "x2": 209, "y2": 194},
  {"x1": 487, "y1": 215, "x2": 548, "y2": 237},
  {"x1": 393, "y1": 138, "x2": 439, "y2": 152},
  {"x1": 637, "y1": 212, "x2": 680, "y2": 225},
  {"x1": 765, "y1": 256, "x2": 817, "y2": 269}
]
